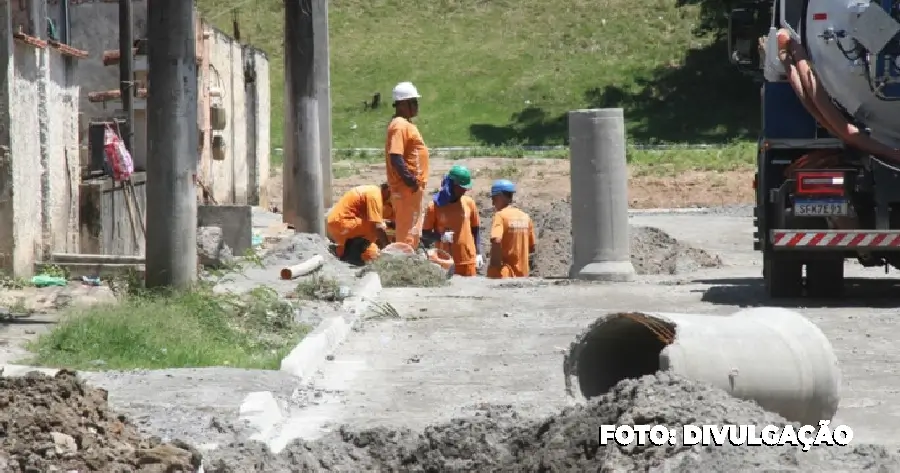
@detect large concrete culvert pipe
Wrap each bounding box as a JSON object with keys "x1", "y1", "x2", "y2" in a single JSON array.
[{"x1": 563, "y1": 308, "x2": 841, "y2": 425}]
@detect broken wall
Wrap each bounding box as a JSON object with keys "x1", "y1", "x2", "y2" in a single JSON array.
[
  {"x1": 0, "y1": 0, "x2": 82, "y2": 277},
  {"x1": 201, "y1": 25, "x2": 270, "y2": 206}
]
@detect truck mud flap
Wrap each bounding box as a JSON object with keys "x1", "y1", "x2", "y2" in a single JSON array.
[{"x1": 770, "y1": 230, "x2": 900, "y2": 250}]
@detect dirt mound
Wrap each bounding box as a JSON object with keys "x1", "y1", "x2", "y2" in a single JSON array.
[
  {"x1": 205, "y1": 373, "x2": 900, "y2": 471},
  {"x1": 522, "y1": 199, "x2": 722, "y2": 277},
  {"x1": 0, "y1": 370, "x2": 201, "y2": 472}
]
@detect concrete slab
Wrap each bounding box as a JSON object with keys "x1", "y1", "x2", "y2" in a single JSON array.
[
  {"x1": 277, "y1": 214, "x2": 900, "y2": 448},
  {"x1": 199, "y1": 204, "x2": 253, "y2": 254}
]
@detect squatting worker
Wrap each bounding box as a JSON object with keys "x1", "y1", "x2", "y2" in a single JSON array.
[
  {"x1": 385, "y1": 81, "x2": 430, "y2": 249},
  {"x1": 422, "y1": 165, "x2": 484, "y2": 276},
  {"x1": 487, "y1": 179, "x2": 535, "y2": 279},
  {"x1": 326, "y1": 183, "x2": 393, "y2": 265}
]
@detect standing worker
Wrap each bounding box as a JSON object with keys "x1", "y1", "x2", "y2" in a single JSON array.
[
  {"x1": 487, "y1": 179, "x2": 536, "y2": 279},
  {"x1": 422, "y1": 165, "x2": 484, "y2": 276},
  {"x1": 385, "y1": 81, "x2": 430, "y2": 249},
  {"x1": 326, "y1": 183, "x2": 393, "y2": 265}
]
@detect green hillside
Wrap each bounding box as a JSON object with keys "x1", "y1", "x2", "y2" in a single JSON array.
[{"x1": 197, "y1": 0, "x2": 757, "y2": 150}]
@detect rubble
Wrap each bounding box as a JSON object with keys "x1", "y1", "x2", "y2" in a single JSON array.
[
  {"x1": 0, "y1": 370, "x2": 201, "y2": 472},
  {"x1": 197, "y1": 226, "x2": 235, "y2": 269}
]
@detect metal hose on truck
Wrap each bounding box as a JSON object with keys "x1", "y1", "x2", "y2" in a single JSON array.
[
  {"x1": 563, "y1": 308, "x2": 841, "y2": 425},
  {"x1": 776, "y1": 28, "x2": 900, "y2": 162}
]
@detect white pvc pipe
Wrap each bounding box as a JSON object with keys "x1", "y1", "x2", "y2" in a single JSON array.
[
  {"x1": 563, "y1": 307, "x2": 841, "y2": 425},
  {"x1": 280, "y1": 254, "x2": 324, "y2": 280}
]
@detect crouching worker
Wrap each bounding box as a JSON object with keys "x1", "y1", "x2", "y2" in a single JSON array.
[
  {"x1": 421, "y1": 165, "x2": 484, "y2": 276},
  {"x1": 326, "y1": 183, "x2": 392, "y2": 266},
  {"x1": 487, "y1": 179, "x2": 535, "y2": 279}
]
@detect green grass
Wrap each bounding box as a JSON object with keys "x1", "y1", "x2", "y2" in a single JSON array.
[
  {"x1": 27, "y1": 285, "x2": 310, "y2": 370},
  {"x1": 197, "y1": 0, "x2": 756, "y2": 151},
  {"x1": 327, "y1": 141, "x2": 756, "y2": 174}
]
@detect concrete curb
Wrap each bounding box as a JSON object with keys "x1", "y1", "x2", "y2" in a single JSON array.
[
  {"x1": 0, "y1": 364, "x2": 59, "y2": 377},
  {"x1": 628, "y1": 207, "x2": 710, "y2": 214},
  {"x1": 278, "y1": 271, "x2": 382, "y2": 380}
]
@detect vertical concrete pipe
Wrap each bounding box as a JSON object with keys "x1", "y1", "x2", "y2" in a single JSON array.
[
  {"x1": 563, "y1": 307, "x2": 841, "y2": 425},
  {"x1": 567, "y1": 108, "x2": 635, "y2": 281}
]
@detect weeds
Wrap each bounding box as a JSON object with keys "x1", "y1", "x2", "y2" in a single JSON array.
[{"x1": 27, "y1": 282, "x2": 310, "y2": 370}]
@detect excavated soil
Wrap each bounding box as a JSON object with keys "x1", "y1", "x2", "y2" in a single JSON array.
[
  {"x1": 0, "y1": 370, "x2": 201, "y2": 472},
  {"x1": 204, "y1": 372, "x2": 900, "y2": 471},
  {"x1": 7, "y1": 370, "x2": 898, "y2": 472},
  {"x1": 477, "y1": 197, "x2": 723, "y2": 277}
]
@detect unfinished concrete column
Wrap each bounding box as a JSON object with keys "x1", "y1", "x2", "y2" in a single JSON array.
[{"x1": 567, "y1": 108, "x2": 635, "y2": 281}]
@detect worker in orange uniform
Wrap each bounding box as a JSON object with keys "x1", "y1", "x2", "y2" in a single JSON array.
[
  {"x1": 487, "y1": 179, "x2": 535, "y2": 278},
  {"x1": 326, "y1": 183, "x2": 392, "y2": 265},
  {"x1": 421, "y1": 165, "x2": 484, "y2": 276},
  {"x1": 385, "y1": 81, "x2": 429, "y2": 249}
]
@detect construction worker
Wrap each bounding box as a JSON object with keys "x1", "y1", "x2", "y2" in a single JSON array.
[
  {"x1": 487, "y1": 179, "x2": 536, "y2": 279},
  {"x1": 385, "y1": 81, "x2": 429, "y2": 249},
  {"x1": 326, "y1": 183, "x2": 392, "y2": 265},
  {"x1": 421, "y1": 165, "x2": 483, "y2": 276}
]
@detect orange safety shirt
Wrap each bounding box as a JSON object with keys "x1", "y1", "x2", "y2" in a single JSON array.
[
  {"x1": 422, "y1": 196, "x2": 480, "y2": 266},
  {"x1": 489, "y1": 206, "x2": 536, "y2": 277},
  {"x1": 329, "y1": 185, "x2": 387, "y2": 230},
  {"x1": 385, "y1": 117, "x2": 430, "y2": 191}
]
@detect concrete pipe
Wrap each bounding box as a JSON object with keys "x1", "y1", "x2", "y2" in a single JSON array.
[{"x1": 563, "y1": 308, "x2": 841, "y2": 425}]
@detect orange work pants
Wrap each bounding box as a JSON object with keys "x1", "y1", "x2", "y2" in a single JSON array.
[
  {"x1": 326, "y1": 218, "x2": 379, "y2": 262},
  {"x1": 454, "y1": 263, "x2": 477, "y2": 277},
  {"x1": 390, "y1": 187, "x2": 425, "y2": 249},
  {"x1": 486, "y1": 264, "x2": 516, "y2": 279}
]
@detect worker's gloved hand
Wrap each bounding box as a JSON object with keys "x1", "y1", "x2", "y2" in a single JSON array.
[
  {"x1": 475, "y1": 254, "x2": 484, "y2": 269},
  {"x1": 441, "y1": 231, "x2": 454, "y2": 243}
]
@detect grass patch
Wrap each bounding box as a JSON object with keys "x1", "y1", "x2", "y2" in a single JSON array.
[
  {"x1": 362, "y1": 255, "x2": 450, "y2": 288},
  {"x1": 291, "y1": 274, "x2": 344, "y2": 301},
  {"x1": 329, "y1": 142, "x2": 756, "y2": 177},
  {"x1": 197, "y1": 0, "x2": 755, "y2": 152},
  {"x1": 27, "y1": 285, "x2": 309, "y2": 371}
]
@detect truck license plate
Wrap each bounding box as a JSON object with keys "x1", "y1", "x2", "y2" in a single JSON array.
[{"x1": 794, "y1": 200, "x2": 849, "y2": 217}]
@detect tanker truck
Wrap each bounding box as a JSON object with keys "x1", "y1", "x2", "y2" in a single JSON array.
[{"x1": 728, "y1": 0, "x2": 900, "y2": 297}]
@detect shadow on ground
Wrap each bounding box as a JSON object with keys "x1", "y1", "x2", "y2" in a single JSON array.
[
  {"x1": 470, "y1": 1, "x2": 759, "y2": 146},
  {"x1": 695, "y1": 277, "x2": 900, "y2": 309}
]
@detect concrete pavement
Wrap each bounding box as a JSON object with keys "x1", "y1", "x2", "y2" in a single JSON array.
[{"x1": 286, "y1": 214, "x2": 900, "y2": 446}]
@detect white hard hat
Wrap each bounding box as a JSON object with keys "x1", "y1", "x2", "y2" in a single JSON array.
[{"x1": 392, "y1": 81, "x2": 420, "y2": 103}]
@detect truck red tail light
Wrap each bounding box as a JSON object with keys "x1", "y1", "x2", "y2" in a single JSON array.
[{"x1": 795, "y1": 170, "x2": 846, "y2": 196}]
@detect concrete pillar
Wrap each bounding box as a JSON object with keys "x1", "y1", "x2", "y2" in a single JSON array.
[
  {"x1": 313, "y1": 0, "x2": 332, "y2": 207},
  {"x1": 145, "y1": 0, "x2": 198, "y2": 288},
  {"x1": 568, "y1": 108, "x2": 635, "y2": 281}
]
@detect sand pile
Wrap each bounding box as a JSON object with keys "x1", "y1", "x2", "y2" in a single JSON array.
[
  {"x1": 204, "y1": 373, "x2": 900, "y2": 471},
  {"x1": 0, "y1": 370, "x2": 201, "y2": 472}
]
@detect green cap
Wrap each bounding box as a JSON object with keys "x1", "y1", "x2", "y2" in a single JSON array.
[{"x1": 448, "y1": 165, "x2": 472, "y2": 189}]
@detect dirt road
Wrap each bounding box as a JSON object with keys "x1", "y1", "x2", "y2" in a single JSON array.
[{"x1": 266, "y1": 158, "x2": 754, "y2": 212}]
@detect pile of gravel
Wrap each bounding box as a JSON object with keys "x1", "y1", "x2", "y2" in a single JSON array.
[
  {"x1": 523, "y1": 199, "x2": 722, "y2": 277},
  {"x1": 204, "y1": 373, "x2": 900, "y2": 471},
  {"x1": 0, "y1": 370, "x2": 201, "y2": 472}
]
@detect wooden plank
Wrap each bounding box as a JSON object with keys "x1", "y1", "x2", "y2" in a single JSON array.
[
  {"x1": 35, "y1": 262, "x2": 144, "y2": 280},
  {"x1": 50, "y1": 253, "x2": 144, "y2": 264}
]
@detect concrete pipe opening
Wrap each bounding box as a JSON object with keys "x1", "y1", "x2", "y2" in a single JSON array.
[
  {"x1": 564, "y1": 308, "x2": 842, "y2": 425},
  {"x1": 568, "y1": 313, "x2": 675, "y2": 399}
]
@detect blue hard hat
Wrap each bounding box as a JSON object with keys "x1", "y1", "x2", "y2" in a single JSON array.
[{"x1": 490, "y1": 179, "x2": 516, "y2": 196}]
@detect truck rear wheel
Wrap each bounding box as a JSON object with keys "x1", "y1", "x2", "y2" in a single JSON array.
[
  {"x1": 764, "y1": 252, "x2": 803, "y2": 298},
  {"x1": 806, "y1": 259, "x2": 844, "y2": 298}
]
